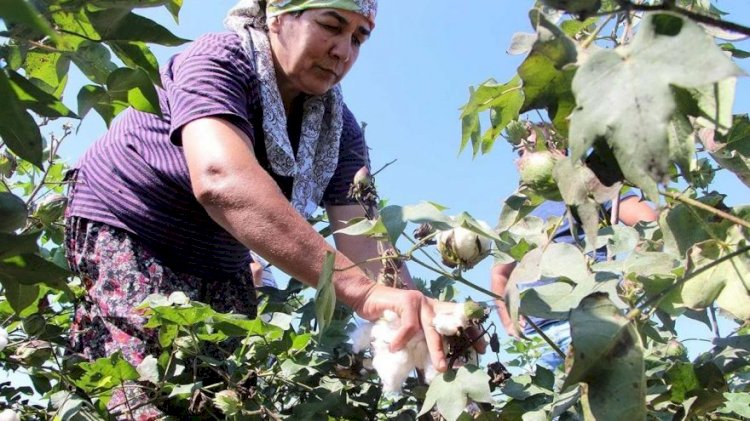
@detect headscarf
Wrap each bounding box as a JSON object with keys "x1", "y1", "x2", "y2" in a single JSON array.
[{"x1": 224, "y1": 0, "x2": 376, "y2": 218}]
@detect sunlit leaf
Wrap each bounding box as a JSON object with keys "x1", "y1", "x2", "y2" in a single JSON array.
[
  {"x1": 107, "y1": 67, "x2": 161, "y2": 115},
  {"x1": 569, "y1": 13, "x2": 744, "y2": 201},
  {"x1": 6, "y1": 69, "x2": 77, "y2": 118},
  {"x1": 419, "y1": 366, "x2": 492, "y2": 421},
  {"x1": 109, "y1": 41, "x2": 162, "y2": 86},
  {"x1": 88, "y1": 8, "x2": 189, "y2": 45},
  {"x1": 0, "y1": 71, "x2": 44, "y2": 168},
  {"x1": 0, "y1": 0, "x2": 57, "y2": 39},
  {"x1": 315, "y1": 251, "x2": 336, "y2": 336}
]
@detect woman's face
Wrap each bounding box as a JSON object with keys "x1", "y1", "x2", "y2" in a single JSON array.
[{"x1": 269, "y1": 8, "x2": 371, "y2": 99}]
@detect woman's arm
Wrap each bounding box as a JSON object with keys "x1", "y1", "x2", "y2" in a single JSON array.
[{"x1": 182, "y1": 117, "x2": 448, "y2": 370}]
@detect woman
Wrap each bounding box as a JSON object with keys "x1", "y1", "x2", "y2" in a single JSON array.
[{"x1": 65, "y1": 0, "x2": 456, "y2": 417}]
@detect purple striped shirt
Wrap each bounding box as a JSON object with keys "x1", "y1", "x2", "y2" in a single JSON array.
[{"x1": 67, "y1": 32, "x2": 370, "y2": 279}]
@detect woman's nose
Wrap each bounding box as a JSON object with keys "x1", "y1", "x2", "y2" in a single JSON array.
[{"x1": 330, "y1": 36, "x2": 352, "y2": 63}]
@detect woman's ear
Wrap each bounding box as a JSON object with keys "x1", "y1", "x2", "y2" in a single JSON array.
[{"x1": 267, "y1": 15, "x2": 282, "y2": 34}]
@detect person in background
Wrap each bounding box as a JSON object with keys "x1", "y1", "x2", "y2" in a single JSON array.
[
  {"x1": 64, "y1": 1, "x2": 457, "y2": 417},
  {"x1": 491, "y1": 147, "x2": 658, "y2": 371}
]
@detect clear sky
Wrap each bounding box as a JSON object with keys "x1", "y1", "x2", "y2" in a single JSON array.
[{"x1": 57, "y1": 1, "x2": 750, "y2": 348}]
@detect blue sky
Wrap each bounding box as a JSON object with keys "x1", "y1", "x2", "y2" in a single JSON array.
[{"x1": 58, "y1": 1, "x2": 750, "y2": 349}]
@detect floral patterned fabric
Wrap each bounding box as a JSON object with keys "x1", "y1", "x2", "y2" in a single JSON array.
[{"x1": 65, "y1": 217, "x2": 257, "y2": 420}]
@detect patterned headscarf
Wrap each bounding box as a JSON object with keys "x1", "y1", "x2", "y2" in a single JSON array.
[
  {"x1": 225, "y1": 0, "x2": 375, "y2": 218},
  {"x1": 267, "y1": 0, "x2": 377, "y2": 29}
]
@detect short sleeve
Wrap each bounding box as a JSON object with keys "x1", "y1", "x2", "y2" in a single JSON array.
[
  {"x1": 165, "y1": 33, "x2": 257, "y2": 145},
  {"x1": 322, "y1": 105, "x2": 370, "y2": 206}
]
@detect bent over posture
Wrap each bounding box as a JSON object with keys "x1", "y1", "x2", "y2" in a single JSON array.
[{"x1": 65, "y1": 1, "x2": 454, "y2": 418}]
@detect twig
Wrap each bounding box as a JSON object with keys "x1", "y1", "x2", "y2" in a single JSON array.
[
  {"x1": 708, "y1": 305, "x2": 721, "y2": 340},
  {"x1": 371, "y1": 159, "x2": 397, "y2": 177},
  {"x1": 661, "y1": 190, "x2": 750, "y2": 230},
  {"x1": 614, "y1": 0, "x2": 750, "y2": 37}
]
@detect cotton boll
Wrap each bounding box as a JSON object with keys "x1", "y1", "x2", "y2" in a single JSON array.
[
  {"x1": 372, "y1": 346, "x2": 413, "y2": 393},
  {"x1": 0, "y1": 327, "x2": 8, "y2": 352},
  {"x1": 350, "y1": 323, "x2": 373, "y2": 353},
  {"x1": 432, "y1": 312, "x2": 462, "y2": 336},
  {"x1": 0, "y1": 409, "x2": 20, "y2": 421}
]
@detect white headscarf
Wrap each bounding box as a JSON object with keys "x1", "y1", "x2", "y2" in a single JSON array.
[{"x1": 225, "y1": 0, "x2": 344, "y2": 218}]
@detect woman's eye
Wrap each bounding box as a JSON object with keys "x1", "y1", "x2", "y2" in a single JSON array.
[{"x1": 319, "y1": 22, "x2": 340, "y2": 33}]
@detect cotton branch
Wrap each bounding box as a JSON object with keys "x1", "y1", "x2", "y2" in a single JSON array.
[{"x1": 613, "y1": 0, "x2": 750, "y2": 37}]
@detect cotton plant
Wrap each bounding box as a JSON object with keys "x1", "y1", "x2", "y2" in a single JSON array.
[{"x1": 350, "y1": 301, "x2": 487, "y2": 394}]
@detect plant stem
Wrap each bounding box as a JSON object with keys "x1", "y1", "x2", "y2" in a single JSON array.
[
  {"x1": 614, "y1": 0, "x2": 750, "y2": 37},
  {"x1": 709, "y1": 305, "x2": 721, "y2": 340},
  {"x1": 636, "y1": 245, "x2": 750, "y2": 311},
  {"x1": 661, "y1": 190, "x2": 750, "y2": 230},
  {"x1": 582, "y1": 14, "x2": 615, "y2": 49}
]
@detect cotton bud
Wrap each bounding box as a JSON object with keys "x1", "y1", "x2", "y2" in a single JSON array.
[
  {"x1": 212, "y1": 389, "x2": 242, "y2": 416},
  {"x1": 505, "y1": 120, "x2": 529, "y2": 146},
  {"x1": 0, "y1": 327, "x2": 8, "y2": 352},
  {"x1": 436, "y1": 227, "x2": 492, "y2": 269},
  {"x1": 0, "y1": 409, "x2": 20, "y2": 421},
  {"x1": 517, "y1": 150, "x2": 563, "y2": 201}
]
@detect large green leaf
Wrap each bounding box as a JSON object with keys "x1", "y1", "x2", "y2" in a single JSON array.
[
  {"x1": 6, "y1": 69, "x2": 77, "y2": 118},
  {"x1": 0, "y1": 0, "x2": 57, "y2": 38},
  {"x1": 708, "y1": 114, "x2": 750, "y2": 188},
  {"x1": 517, "y1": 10, "x2": 577, "y2": 136},
  {"x1": 459, "y1": 76, "x2": 524, "y2": 156},
  {"x1": 680, "y1": 233, "x2": 750, "y2": 321},
  {"x1": 568, "y1": 12, "x2": 744, "y2": 201},
  {"x1": 418, "y1": 366, "x2": 492, "y2": 421},
  {"x1": 70, "y1": 41, "x2": 118, "y2": 84},
  {"x1": 76, "y1": 352, "x2": 139, "y2": 393},
  {"x1": 109, "y1": 41, "x2": 162, "y2": 86},
  {"x1": 0, "y1": 253, "x2": 70, "y2": 287},
  {"x1": 0, "y1": 278, "x2": 39, "y2": 315},
  {"x1": 0, "y1": 232, "x2": 41, "y2": 259},
  {"x1": 659, "y1": 193, "x2": 733, "y2": 257},
  {"x1": 106, "y1": 67, "x2": 161, "y2": 115},
  {"x1": 21, "y1": 50, "x2": 71, "y2": 97},
  {"x1": 77, "y1": 84, "x2": 128, "y2": 125},
  {"x1": 563, "y1": 293, "x2": 646, "y2": 421},
  {"x1": 314, "y1": 251, "x2": 336, "y2": 336},
  {"x1": 0, "y1": 71, "x2": 44, "y2": 168},
  {"x1": 88, "y1": 8, "x2": 189, "y2": 45},
  {"x1": 0, "y1": 191, "x2": 28, "y2": 233}
]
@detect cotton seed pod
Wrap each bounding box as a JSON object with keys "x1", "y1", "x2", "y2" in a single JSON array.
[
  {"x1": 664, "y1": 340, "x2": 687, "y2": 359},
  {"x1": 505, "y1": 120, "x2": 529, "y2": 146},
  {"x1": 517, "y1": 151, "x2": 563, "y2": 201},
  {"x1": 433, "y1": 301, "x2": 485, "y2": 336},
  {"x1": 212, "y1": 389, "x2": 242, "y2": 416},
  {"x1": 33, "y1": 193, "x2": 68, "y2": 226},
  {"x1": 353, "y1": 166, "x2": 372, "y2": 188},
  {"x1": 436, "y1": 227, "x2": 492, "y2": 269},
  {"x1": 0, "y1": 409, "x2": 20, "y2": 421}
]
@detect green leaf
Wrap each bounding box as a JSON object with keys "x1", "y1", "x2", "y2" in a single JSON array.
[
  {"x1": 0, "y1": 71, "x2": 44, "y2": 168},
  {"x1": 315, "y1": 251, "x2": 336, "y2": 336},
  {"x1": 88, "y1": 8, "x2": 189, "y2": 46},
  {"x1": 380, "y1": 205, "x2": 406, "y2": 246},
  {"x1": 6, "y1": 69, "x2": 77, "y2": 118},
  {"x1": 107, "y1": 67, "x2": 161, "y2": 115},
  {"x1": 21, "y1": 50, "x2": 71, "y2": 98},
  {"x1": 459, "y1": 76, "x2": 524, "y2": 156},
  {"x1": 419, "y1": 366, "x2": 492, "y2": 421},
  {"x1": 77, "y1": 84, "x2": 128, "y2": 125},
  {"x1": 552, "y1": 157, "x2": 621, "y2": 248},
  {"x1": 0, "y1": 278, "x2": 39, "y2": 315},
  {"x1": 709, "y1": 114, "x2": 750, "y2": 188},
  {"x1": 563, "y1": 293, "x2": 646, "y2": 421},
  {"x1": 659, "y1": 193, "x2": 733, "y2": 257},
  {"x1": 569, "y1": 12, "x2": 744, "y2": 202},
  {"x1": 334, "y1": 216, "x2": 388, "y2": 239},
  {"x1": 0, "y1": 253, "x2": 70, "y2": 286},
  {"x1": 517, "y1": 10, "x2": 578, "y2": 136},
  {"x1": 109, "y1": 41, "x2": 162, "y2": 86},
  {"x1": 0, "y1": 232, "x2": 40, "y2": 259},
  {"x1": 168, "y1": 381, "x2": 202, "y2": 399},
  {"x1": 402, "y1": 201, "x2": 453, "y2": 230},
  {"x1": 719, "y1": 392, "x2": 750, "y2": 418},
  {"x1": 0, "y1": 0, "x2": 57, "y2": 39},
  {"x1": 0, "y1": 191, "x2": 28, "y2": 233},
  {"x1": 680, "y1": 235, "x2": 750, "y2": 320},
  {"x1": 70, "y1": 41, "x2": 118, "y2": 84}
]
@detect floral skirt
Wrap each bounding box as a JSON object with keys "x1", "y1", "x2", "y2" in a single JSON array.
[{"x1": 65, "y1": 217, "x2": 257, "y2": 420}]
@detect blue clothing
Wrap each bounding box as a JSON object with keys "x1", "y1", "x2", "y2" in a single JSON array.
[{"x1": 520, "y1": 195, "x2": 635, "y2": 335}]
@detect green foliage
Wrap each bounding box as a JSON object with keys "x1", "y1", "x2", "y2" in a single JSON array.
[{"x1": 2, "y1": 0, "x2": 750, "y2": 420}]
